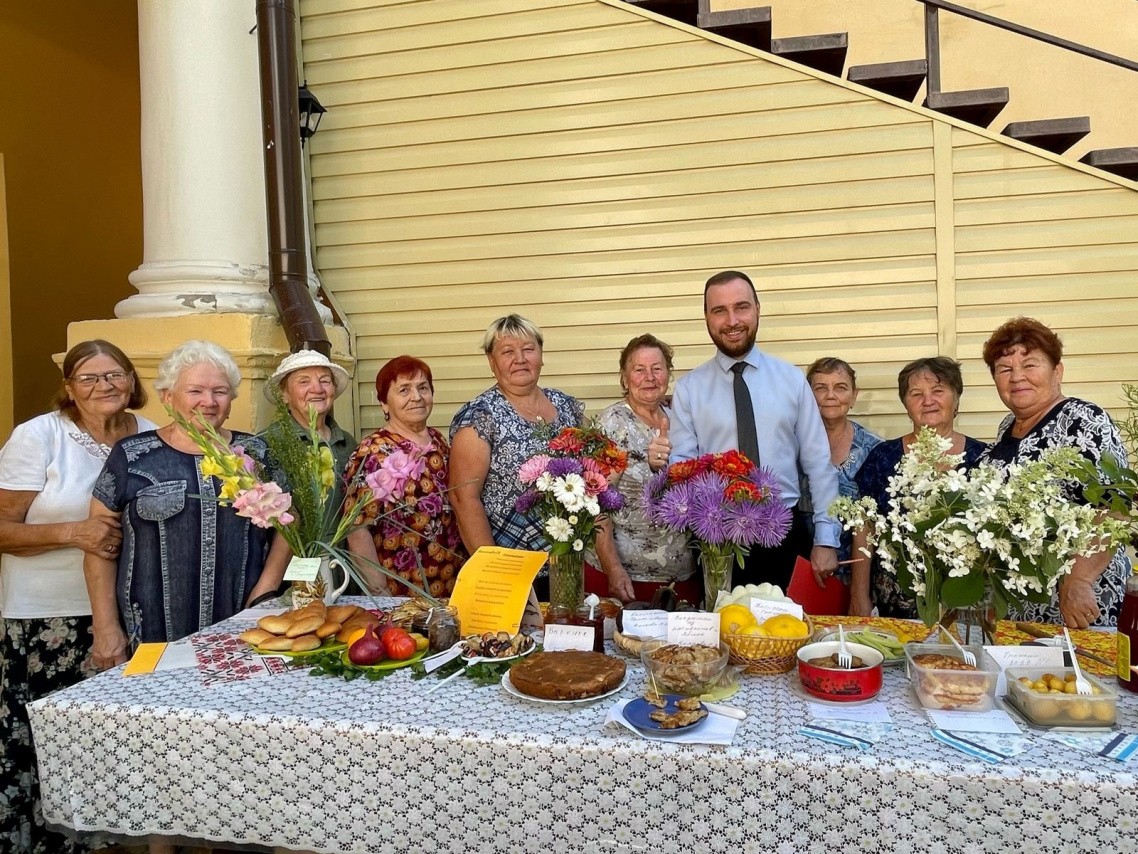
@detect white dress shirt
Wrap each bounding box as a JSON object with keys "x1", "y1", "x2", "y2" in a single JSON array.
[{"x1": 670, "y1": 345, "x2": 841, "y2": 548}]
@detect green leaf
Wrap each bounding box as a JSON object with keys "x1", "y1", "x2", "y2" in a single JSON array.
[{"x1": 940, "y1": 570, "x2": 986, "y2": 608}]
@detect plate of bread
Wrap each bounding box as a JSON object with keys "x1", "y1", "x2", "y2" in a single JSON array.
[{"x1": 239, "y1": 601, "x2": 377, "y2": 657}]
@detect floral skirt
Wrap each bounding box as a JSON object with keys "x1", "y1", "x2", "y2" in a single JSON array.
[{"x1": 0, "y1": 616, "x2": 97, "y2": 854}]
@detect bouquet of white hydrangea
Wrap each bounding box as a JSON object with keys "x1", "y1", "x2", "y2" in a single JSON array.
[{"x1": 831, "y1": 427, "x2": 1131, "y2": 627}]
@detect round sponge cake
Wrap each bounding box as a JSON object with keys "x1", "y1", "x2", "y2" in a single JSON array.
[{"x1": 509, "y1": 650, "x2": 626, "y2": 700}]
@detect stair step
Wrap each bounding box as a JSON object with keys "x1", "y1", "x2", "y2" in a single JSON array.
[
  {"x1": 622, "y1": 0, "x2": 699, "y2": 26},
  {"x1": 847, "y1": 59, "x2": 927, "y2": 101},
  {"x1": 771, "y1": 32, "x2": 849, "y2": 77},
  {"x1": 696, "y1": 7, "x2": 772, "y2": 50},
  {"x1": 1079, "y1": 147, "x2": 1138, "y2": 181},
  {"x1": 924, "y1": 87, "x2": 1010, "y2": 127},
  {"x1": 1002, "y1": 117, "x2": 1090, "y2": 155}
]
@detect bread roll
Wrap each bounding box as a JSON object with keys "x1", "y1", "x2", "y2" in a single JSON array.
[
  {"x1": 258, "y1": 614, "x2": 294, "y2": 635},
  {"x1": 286, "y1": 615, "x2": 325, "y2": 638},
  {"x1": 327, "y1": 604, "x2": 359, "y2": 624},
  {"x1": 258, "y1": 635, "x2": 295, "y2": 651},
  {"x1": 315, "y1": 620, "x2": 342, "y2": 639},
  {"x1": 296, "y1": 601, "x2": 327, "y2": 621},
  {"x1": 239, "y1": 628, "x2": 274, "y2": 646},
  {"x1": 289, "y1": 634, "x2": 322, "y2": 652}
]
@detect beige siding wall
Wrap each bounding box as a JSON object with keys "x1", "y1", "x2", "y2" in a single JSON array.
[
  {"x1": 300, "y1": 0, "x2": 1138, "y2": 444},
  {"x1": 713, "y1": 0, "x2": 1138, "y2": 158}
]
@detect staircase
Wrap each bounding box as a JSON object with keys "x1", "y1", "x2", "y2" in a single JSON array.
[{"x1": 625, "y1": 0, "x2": 1138, "y2": 180}]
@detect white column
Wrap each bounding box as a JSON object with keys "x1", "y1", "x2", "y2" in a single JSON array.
[{"x1": 121, "y1": 0, "x2": 326, "y2": 320}]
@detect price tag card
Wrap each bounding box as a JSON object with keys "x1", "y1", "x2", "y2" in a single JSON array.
[
  {"x1": 749, "y1": 597, "x2": 804, "y2": 624},
  {"x1": 620, "y1": 610, "x2": 669, "y2": 640},
  {"x1": 542, "y1": 624, "x2": 596, "y2": 651},
  {"x1": 283, "y1": 557, "x2": 322, "y2": 582},
  {"x1": 667, "y1": 612, "x2": 720, "y2": 646},
  {"x1": 984, "y1": 644, "x2": 1065, "y2": 696}
]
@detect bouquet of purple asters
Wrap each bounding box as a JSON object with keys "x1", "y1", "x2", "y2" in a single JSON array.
[{"x1": 643, "y1": 450, "x2": 792, "y2": 606}]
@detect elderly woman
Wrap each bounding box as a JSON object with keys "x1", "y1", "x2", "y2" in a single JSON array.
[
  {"x1": 83, "y1": 341, "x2": 280, "y2": 668},
  {"x1": 345, "y1": 356, "x2": 467, "y2": 598},
  {"x1": 265, "y1": 349, "x2": 356, "y2": 509},
  {"x1": 0, "y1": 340, "x2": 154, "y2": 854},
  {"x1": 595, "y1": 334, "x2": 697, "y2": 603},
  {"x1": 980, "y1": 317, "x2": 1129, "y2": 628},
  {"x1": 449, "y1": 315, "x2": 622, "y2": 599},
  {"x1": 806, "y1": 357, "x2": 882, "y2": 572},
  {"x1": 850, "y1": 357, "x2": 986, "y2": 618}
]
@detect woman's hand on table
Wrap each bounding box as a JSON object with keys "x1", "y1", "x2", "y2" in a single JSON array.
[
  {"x1": 1059, "y1": 577, "x2": 1100, "y2": 629},
  {"x1": 90, "y1": 624, "x2": 129, "y2": 671}
]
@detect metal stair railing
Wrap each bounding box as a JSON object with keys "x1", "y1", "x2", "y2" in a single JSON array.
[{"x1": 918, "y1": 0, "x2": 1138, "y2": 97}]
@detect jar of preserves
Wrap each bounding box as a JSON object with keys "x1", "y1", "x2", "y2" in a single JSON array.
[{"x1": 426, "y1": 605, "x2": 460, "y2": 653}]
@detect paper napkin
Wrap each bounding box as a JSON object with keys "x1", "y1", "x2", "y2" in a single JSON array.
[
  {"x1": 1041, "y1": 730, "x2": 1138, "y2": 763},
  {"x1": 799, "y1": 720, "x2": 892, "y2": 750},
  {"x1": 931, "y1": 729, "x2": 1033, "y2": 764}
]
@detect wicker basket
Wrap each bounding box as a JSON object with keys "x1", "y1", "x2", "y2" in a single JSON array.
[{"x1": 722, "y1": 617, "x2": 815, "y2": 674}]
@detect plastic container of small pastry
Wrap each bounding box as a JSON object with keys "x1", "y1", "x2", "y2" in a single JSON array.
[
  {"x1": 904, "y1": 642, "x2": 999, "y2": 711},
  {"x1": 1004, "y1": 667, "x2": 1117, "y2": 727}
]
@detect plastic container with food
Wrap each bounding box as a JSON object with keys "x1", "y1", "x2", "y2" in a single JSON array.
[
  {"x1": 904, "y1": 642, "x2": 999, "y2": 711},
  {"x1": 796, "y1": 640, "x2": 884, "y2": 702},
  {"x1": 1005, "y1": 666, "x2": 1117, "y2": 727},
  {"x1": 640, "y1": 640, "x2": 730, "y2": 697}
]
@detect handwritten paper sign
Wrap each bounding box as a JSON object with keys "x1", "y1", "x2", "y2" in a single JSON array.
[
  {"x1": 667, "y1": 612, "x2": 720, "y2": 646},
  {"x1": 543, "y1": 624, "x2": 596, "y2": 651},
  {"x1": 447, "y1": 547, "x2": 547, "y2": 635},
  {"x1": 985, "y1": 644, "x2": 1065, "y2": 696},
  {"x1": 749, "y1": 597, "x2": 804, "y2": 624},
  {"x1": 283, "y1": 556, "x2": 322, "y2": 582},
  {"x1": 926, "y1": 708, "x2": 1022, "y2": 734},
  {"x1": 807, "y1": 700, "x2": 893, "y2": 724},
  {"x1": 620, "y1": 610, "x2": 669, "y2": 640}
]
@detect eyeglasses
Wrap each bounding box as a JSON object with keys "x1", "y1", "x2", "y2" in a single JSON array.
[{"x1": 69, "y1": 371, "x2": 133, "y2": 388}]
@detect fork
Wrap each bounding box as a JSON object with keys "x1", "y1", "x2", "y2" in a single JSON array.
[
  {"x1": 837, "y1": 623, "x2": 853, "y2": 669},
  {"x1": 1063, "y1": 628, "x2": 1093, "y2": 696},
  {"x1": 940, "y1": 624, "x2": 977, "y2": 666}
]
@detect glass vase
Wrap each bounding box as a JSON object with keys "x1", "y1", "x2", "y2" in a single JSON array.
[
  {"x1": 548, "y1": 551, "x2": 585, "y2": 613},
  {"x1": 937, "y1": 593, "x2": 995, "y2": 646},
  {"x1": 700, "y1": 548, "x2": 733, "y2": 611}
]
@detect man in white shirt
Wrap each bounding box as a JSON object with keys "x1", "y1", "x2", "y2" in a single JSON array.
[{"x1": 670, "y1": 270, "x2": 840, "y2": 589}]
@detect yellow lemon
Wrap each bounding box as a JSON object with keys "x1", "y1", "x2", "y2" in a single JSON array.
[
  {"x1": 760, "y1": 614, "x2": 810, "y2": 639},
  {"x1": 716, "y1": 604, "x2": 758, "y2": 635}
]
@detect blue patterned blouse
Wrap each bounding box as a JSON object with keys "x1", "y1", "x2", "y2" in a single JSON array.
[{"x1": 449, "y1": 386, "x2": 584, "y2": 560}]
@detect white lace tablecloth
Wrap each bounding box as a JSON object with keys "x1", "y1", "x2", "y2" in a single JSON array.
[{"x1": 28, "y1": 601, "x2": 1138, "y2": 854}]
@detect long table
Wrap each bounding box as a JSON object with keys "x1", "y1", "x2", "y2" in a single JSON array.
[{"x1": 28, "y1": 604, "x2": 1138, "y2": 854}]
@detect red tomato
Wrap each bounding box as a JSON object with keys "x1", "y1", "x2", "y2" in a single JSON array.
[{"x1": 382, "y1": 627, "x2": 417, "y2": 661}]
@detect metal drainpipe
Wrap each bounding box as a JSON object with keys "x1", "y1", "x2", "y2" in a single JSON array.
[{"x1": 255, "y1": 0, "x2": 331, "y2": 357}]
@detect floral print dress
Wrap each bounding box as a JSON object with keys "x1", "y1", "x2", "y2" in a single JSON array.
[
  {"x1": 344, "y1": 427, "x2": 468, "y2": 598},
  {"x1": 979, "y1": 398, "x2": 1130, "y2": 627},
  {"x1": 597, "y1": 402, "x2": 696, "y2": 583}
]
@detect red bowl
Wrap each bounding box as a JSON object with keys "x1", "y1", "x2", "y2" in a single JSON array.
[{"x1": 796, "y1": 641, "x2": 883, "y2": 702}]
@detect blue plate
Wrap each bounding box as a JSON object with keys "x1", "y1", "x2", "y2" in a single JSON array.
[{"x1": 623, "y1": 694, "x2": 708, "y2": 732}]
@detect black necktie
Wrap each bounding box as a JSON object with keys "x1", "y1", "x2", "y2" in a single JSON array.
[{"x1": 730, "y1": 361, "x2": 760, "y2": 466}]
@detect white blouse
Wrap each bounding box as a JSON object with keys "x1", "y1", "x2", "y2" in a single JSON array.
[{"x1": 0, "y1": 410, "x2": 157, "y2": 618}]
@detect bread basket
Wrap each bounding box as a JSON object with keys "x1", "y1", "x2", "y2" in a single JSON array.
[{"x1": 722, "y1": 616, "x2": 814, "y2": 674}]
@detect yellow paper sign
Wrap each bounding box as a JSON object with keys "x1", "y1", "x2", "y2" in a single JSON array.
[
  {"x1": 447, "y1": 546, "x2": 548, "y2": 635},
  {"x1": 122, "y1": 642, "x2": 167, "y2": 676}
]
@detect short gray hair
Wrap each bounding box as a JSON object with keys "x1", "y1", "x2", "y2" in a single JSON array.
[
  {"x1": 154, "y1": 340, "x2": 242, "y2": 398},
  {"x1": 481, "y1": 314, "x2": 544, "y2": 354}
]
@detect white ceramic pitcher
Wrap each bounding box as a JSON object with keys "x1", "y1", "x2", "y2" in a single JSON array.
[{"x1": 290, "y1": 556, "x2": 351, "y2": 609}]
